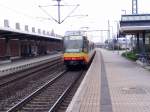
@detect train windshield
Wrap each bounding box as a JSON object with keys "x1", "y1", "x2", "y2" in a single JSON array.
[{"x1": 64, "y1": 36, "x2": 83, "y2": 53}]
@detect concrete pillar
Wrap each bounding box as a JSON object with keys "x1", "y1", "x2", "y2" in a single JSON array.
[
  {"x1": 25, "y1": 25, "x2": 29, "y2": 32},
  {"x1": 136, "y1": 33, "x2": 140, "y2": 53},
  {"x1": 0, "y1": 38, "x2": 6, "y2": 57},
  {"x1": 142, "y1": 31, "x2": 146, "y2": 53},
  {"x1": 16, "y1": 23, "x2": 20, "y2": 30},
  {"x1": 5, "y1": 38, "x2": 11, "y2": 59},
  {"x1": 18, "y1": 39, "x2": 21, "y2": 57},
  {"x1": 9, "y1": 39, "x2": 20, "y2": 57},
  {"x1": 27, "y1": 40, "x2": 31, "y2": 56}
]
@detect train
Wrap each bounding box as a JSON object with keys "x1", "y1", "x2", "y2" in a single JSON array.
[{"x1": 63, "y1": 33, "x2": 95, "y2": 68}]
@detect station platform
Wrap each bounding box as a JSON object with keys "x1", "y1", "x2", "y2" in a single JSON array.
[
  {"x1": 0, "y1": 53, "x2": 62, "y2": 77},
  {"x1": 66, "y1": 48, "x2": 150, "y2": 112}
]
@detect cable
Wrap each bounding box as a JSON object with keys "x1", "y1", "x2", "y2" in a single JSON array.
[
  {"x1": 39, "y1": 3, "x2": 80, "y2": 24},
  {"x1": 0, "y1": 3, "x2": 46, "y2": 23},
  {"x1": 0, "y1": 3, "x2": 35, "y2": 19}
]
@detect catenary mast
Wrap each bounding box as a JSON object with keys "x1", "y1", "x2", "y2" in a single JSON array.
[{"x1": 132, "y1": 0, "x2": 138, "y2": 14}]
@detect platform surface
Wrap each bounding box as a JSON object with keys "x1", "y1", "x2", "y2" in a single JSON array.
[
  {"x1": 66, "y1": 48, "x2": 150, "y2": 112},
  {"x1": 0, "y1": 53, "x2": 62, "y2": 77}
]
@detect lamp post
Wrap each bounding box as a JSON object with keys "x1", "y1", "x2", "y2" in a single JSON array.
[
  {"x1": 125, "y1": 35, "x2": 128, "y2": 57},
  {"x1": 109, "y1": 25, "x2": 115, "y2": 52},
  {"x1": 115, "y1": 20, "x2": 120, "y2": 54},
  {"x1": 108, "y1": 20, "x2": 110, "y2": 40}
]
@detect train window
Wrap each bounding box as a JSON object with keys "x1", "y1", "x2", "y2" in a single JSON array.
[
  {"x1": 63, "y1": 36, "x2": 83, "y2": 53},
  {"x1": 83, "y1": 40, "x2": 88, "y2": 53},
  {"x1": 64, "y1": 36, "x2": 82, "y2": 40}
]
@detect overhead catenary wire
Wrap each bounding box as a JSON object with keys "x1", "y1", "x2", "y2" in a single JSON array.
[
  {"x1": 39, "y1": 5, "x2": 59, "y2": 23},
  {"x1": 39, "y1": 2, "x2": 80, "y2": 24},
  {"x1": 0, "y1": 3, "x2": 48, "y2": 23},
  {"x1": 60, "y1": 4, "x2": 80, "y2": 24},
  {"x1": 0, "y1": 3, "x2": 35, "y2": 19}
]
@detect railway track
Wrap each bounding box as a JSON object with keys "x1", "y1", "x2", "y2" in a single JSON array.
[
  {"x1": 54, "y1": 70, "x2": 86, "y2": 112},
  {"x1": 0, "y1": 57, "x2": 62, "y2": 87},
  {"x1": 0, "y1": 58, "x2": 64, "y2": 111},
  {"x1": 6, "y1": 70, "x2": 85, "y2": 112},
  {"x1": 0, "y1": 54, "x2": 91, "y2": 112}
]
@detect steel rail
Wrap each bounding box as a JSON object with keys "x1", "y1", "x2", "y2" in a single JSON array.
[
  {"x1": 0, "y1": 58, "x2": 62, "y2": 88},
  {"x1": 6, "y1": 70, "x2": 66, "y2": 112},
  {"x1": 48, "y1": 70, "x2": 85, "y2": 112}
]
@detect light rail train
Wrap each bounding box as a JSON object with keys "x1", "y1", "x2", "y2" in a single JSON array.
[{"x1": 63, "y1": 34, "x2": 95, "y2": 67}]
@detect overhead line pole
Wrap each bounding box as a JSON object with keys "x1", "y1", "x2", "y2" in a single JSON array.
[
  {"x1": 57, "y1": 0, "x2": 61, "y2": 24},
  {"x1": 132, "y1": 0, "x2": 138, "y2": 14},
  {"x1": 39, "y1": 1, "x2": 80, "y2": 24},
  {"x1": 108, "y1": 20, "x2": 110, "y2": 40}
]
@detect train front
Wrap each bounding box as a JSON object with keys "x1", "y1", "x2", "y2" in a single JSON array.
[{"x1": 63, "y1": 35, "x2": 87, "y2": 67}]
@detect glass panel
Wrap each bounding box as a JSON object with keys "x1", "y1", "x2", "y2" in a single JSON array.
[
  {"x1": 64, "y1": 36, "x2": 83, "y2": 53},
  {"x1": 122, "y1": 15, "x2": 150, "y2": 21}
]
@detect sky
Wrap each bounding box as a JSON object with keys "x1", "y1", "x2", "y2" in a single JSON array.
[{"x1": 0, "y1": 0, "x2": 150, "y2": 42}]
